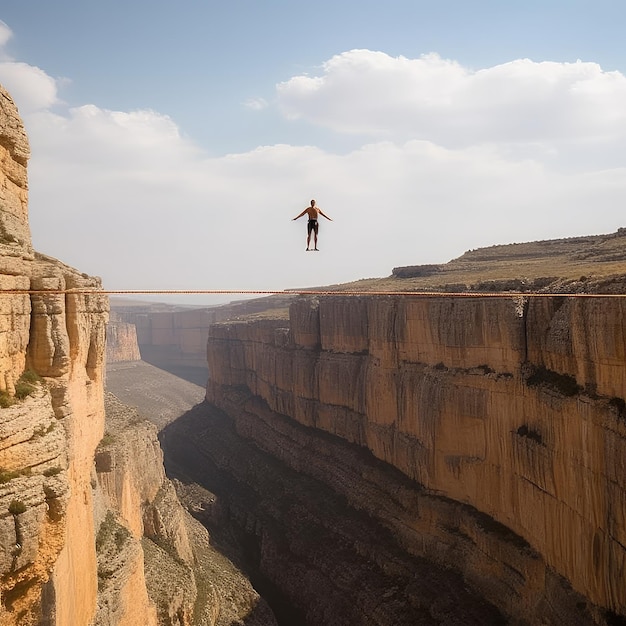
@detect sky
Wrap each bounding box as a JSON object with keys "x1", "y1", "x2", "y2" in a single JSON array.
[{"x1": 1, "y1": 1, "x2": 626, "y2": 304}]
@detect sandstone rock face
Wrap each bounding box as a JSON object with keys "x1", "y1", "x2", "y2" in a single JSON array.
[
  {"x1": 106, "y1": 313, "x2": 141, "y2": 363},
  {"x1": 111, "y1": 295, "x2": 292, "y2": 370},
  {"x1": 0, "y1": 279, "x2": 109, "y2": 626},
  {"x1": 0, "y1": 85, "x2": 32, "y2": 255},
  {"x1": 206, "y1": 294, "x2": 626, "y2": 623},
  {"x1": 94, "y1": 394, "x2": 194, "y2": 626},
  {"x1": 98, "y1": 390, "x2": 279, "y2": 626},
  {"x1": 0, "y1": 84, "x2": 114, "y2": 625},
  {"x1": 164, "y1": 399, "x2": 510, "y2": 625},
  {"x1": 115, "y1": 308, "x2": 217, "y2": 369}
]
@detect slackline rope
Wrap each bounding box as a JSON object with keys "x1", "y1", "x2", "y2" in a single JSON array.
[{"x1": 0, "y1": 289, "x2": 625, "y2": 298}]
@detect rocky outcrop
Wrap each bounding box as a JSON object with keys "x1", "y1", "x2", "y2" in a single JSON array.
[
  {"x1": 102, "y1": 372, "x2": 279, "y2": 626},
  {"x1": 0, "y1": 270, "x2": 108, "y2": 626},
  {"x1": 134, "y1": 309, "x2": 215, "y2": 369},
  {"x1": 111, "y1": 295, "x2": 292, "y2": 370},
  {"x1": 203, "y1": 294, "x2": 626, "y2": 624},
  {"x1": 106, "y1": 313, "x2": 141, "y2": 363},
  {"x1": 0, "y1": 82, "x2": 277, "y2": 625},
  {"x1": 0, "y1": 84, "x2": 111, "y2": 625},
  {"x1": 0, "y1": 85, "x2": 31, "y2": 253},
  {"x1": 94, "y1": 393, "x2": 192, "y2": 625}
]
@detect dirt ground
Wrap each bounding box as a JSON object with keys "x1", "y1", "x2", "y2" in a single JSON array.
[{"x1": 105, "y1": 360, "x2": 207, "y2": 431}]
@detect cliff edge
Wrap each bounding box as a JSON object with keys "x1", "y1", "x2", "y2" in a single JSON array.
[
  {"x1": 0, "y1": 83, "x2": 279, "y2": 626},
  {"x1": 0, "y1": 84, "x2": 109, "y2": 624},
  {"x1": 203, "y1": 288, "x2": 626, "y2": 623}
]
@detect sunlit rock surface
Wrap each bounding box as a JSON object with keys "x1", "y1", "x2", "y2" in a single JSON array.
[
  {"x1": 204, "y1": 293, "x2": 626, "y2": 624},
  {"x1": 111, "y1": 295, "x2": 292, "y2": 369},
  {"x1": 0, "y1": 83, "x2": 109, "y2": 625},
  {"x1": 106, "y1": 312, "x2": 141, "y2": 363}
]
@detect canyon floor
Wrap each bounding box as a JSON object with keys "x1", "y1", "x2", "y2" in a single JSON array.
[
  {"x1": 106, "y1": 361, "x2": 509, "y2": 625},
  {"x1": 106, "y1": 361, "x2": 207, "y2": 430},
  {"x1": 105, "y1": 361, "x2": 280, "y2": 626}
]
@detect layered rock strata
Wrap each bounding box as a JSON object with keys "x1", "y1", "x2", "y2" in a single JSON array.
[
  {"x1": 0, "y1": 82, "x2": 278, "y2": 625},
  {"x1": 0, "y1": 84, "x2": 110, "y2": 625},
  {"x1": 106, "y1": 312, "x2": 141, "y2": 363},
  {"x1": 203, "y1": 294, "x2": 626, "y2": 624},
  {"x1": 163, "y1": 399, "x2": 510, "y2": 625},
  {"x1": 94, "y1": 391, "x2": 279, "y2": 626},
  {"x1": 103, "y1": 367, "x2": 279, "y2": 626},
  {"x1": 111, "y1": 295, "x2": 292, "y2": 370},
  {"x1": 93, "y1": 394, "x2": 198, "y2": 625}
]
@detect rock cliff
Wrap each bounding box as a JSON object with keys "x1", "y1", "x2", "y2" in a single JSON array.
[
  {"x1": 201, "y1": 292, "x2": 626, "y2": 624},
  {"x1": 111, "y1": 296, "x2": 292, "y2": 370},
  {"x1": 94, "y1": 392, "x2": 277, "y2": 626},
  {"x1": 0, "y1": 83, "x2": 275, "y2": 625},
  {"x1": 106, "y1": 313, "x2": 141, "y2": 364},
  {"x1": 0, "y1": 83, "x2": 111, "y2": 625}
]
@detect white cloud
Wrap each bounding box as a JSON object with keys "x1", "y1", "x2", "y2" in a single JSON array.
[
  {"x1": 243, "y1": 97, "x2": 268, "y2": 111},
  {"x1": 0, "y1": 62, "x2": 58, "y2": 113},
  {"x1": 1, "y1": 50, "x2": 626, "y2": 304},
  {"x1": 0, "y1": 21, "x2": 12, "y2": 56},
  {"x1": 277, "y1": 51, "x2": 626, "y2": 154}
]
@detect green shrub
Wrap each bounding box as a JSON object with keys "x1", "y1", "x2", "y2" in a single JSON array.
[
  {"x1": 19, "y1": 370, "x2": 42, "y2": 384},
  {"x1": 96, "y1": 511, "x2": 130, "y2": 552},
  {"x1": 98, "y1": 433, "x2": 115, "y2": 447},
  {"x1": 43, "y1": 466, "x2": 62, "y2": 477},
  {"x1": 15, "y1": 381, "x2": 36, "y2": 400},
  {"x1": 96, "y1": 511, "x2": 116, "y2": 551},
  {"x1": 0, "y1": 391, "x2": 15, "y2": 408},
  {"x1": 0, "y1": 469, "x2": 20, "y2": 484},
  {"x1": 0, "y1": 370, "x2": 43, "y2": 407},
  {"x1": 525, "y1": 365, "x2": 581, "y2": 397},
  {"x1": 33, "y1": 423, "x2": 56, "y2": 438},
  {"x1": 9, "y1": 500, "x2": 26, "y2": 515},
  {"x1": 114, "y1": 526, "x2": 130, "y2": 550}
]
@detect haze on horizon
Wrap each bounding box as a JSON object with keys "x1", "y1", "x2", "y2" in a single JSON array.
[{"x1": 1, "y1": 1, "x2": 626, "y2": 305}]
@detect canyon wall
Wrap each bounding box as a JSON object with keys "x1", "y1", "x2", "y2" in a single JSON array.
[
  {"x1": 111, "y1": 295, "x2": 292, "y2": 369},
  {"x1": 0, "y1": 84, "x2": 111, "y2": 625},
  {"x1": 94, "y1": 392, "x2": 277, "y2": 626},
  {"x1": 205, "y1": 294, "x2": 626, "y2": 623},
  {"x1": 133, "y1": 309, "x2": 215, "y2": 369},
  {"x1": 0, "y1": 83, "x2": 279, "y2": 625},
  {"x1": 106, "y1": 313, "x2": 141, "y2": 363}
]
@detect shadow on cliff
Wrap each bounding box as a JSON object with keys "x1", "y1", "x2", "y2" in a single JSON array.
[
  {"x1": 159, "y1": 399, "x2": 508, "y2": 626},
  {"x1": 138, "y1": 356, "x2": 209, "y2": 387},
  {"x1": 159, "y1": 401, "x2": 306, "y2": 626}
]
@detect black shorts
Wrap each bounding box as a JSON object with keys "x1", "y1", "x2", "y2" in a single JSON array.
[{"x1": 307, "y1": 219, "x2": 319, "y2": 235}]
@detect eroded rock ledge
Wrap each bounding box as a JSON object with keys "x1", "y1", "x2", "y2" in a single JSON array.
[
  {"x1": 163, "y1": 398, "x2": 511, "y2": 625},
  {"x1": 96, "y1": 392, "x2": 277, "y2": 626},
  {"x1": 199, "y1": 294, "x2": 626, "y2": 624}
]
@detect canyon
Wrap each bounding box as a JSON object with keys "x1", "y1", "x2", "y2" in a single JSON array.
[
  {"x1": 0, "y1": 83, "x2": 277, "y2": 625},
  {"x1": 2, "y1": 73, "x2": 626, "y2": 625},
  {"x1": 190, "y1": 290, "x2": 626, "y2": 624},
  {"x1": 129, "y1": 233, "x2": 626, "y2": 624}
]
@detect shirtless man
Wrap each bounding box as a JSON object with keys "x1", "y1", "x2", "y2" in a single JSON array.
[{"x1": 292, "y1": 199, "x2": 332, "y2": 251}]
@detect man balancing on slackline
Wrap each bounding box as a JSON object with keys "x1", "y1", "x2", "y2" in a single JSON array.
[{"x1": 292, "y1": 199, "x2": 333, "y2": 251}]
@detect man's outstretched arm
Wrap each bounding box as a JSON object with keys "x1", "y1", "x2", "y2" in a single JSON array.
[
  {"x1": 292, "y1": 209, "x2": 308, "y2": 220},
  {"x1": 319, "y1": 210, "x2": 332, "y2": 221}
]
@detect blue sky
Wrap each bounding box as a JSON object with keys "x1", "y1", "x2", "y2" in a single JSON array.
[{"x1": 1, "y1": 2, "x2": 626, "y2": 302}]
